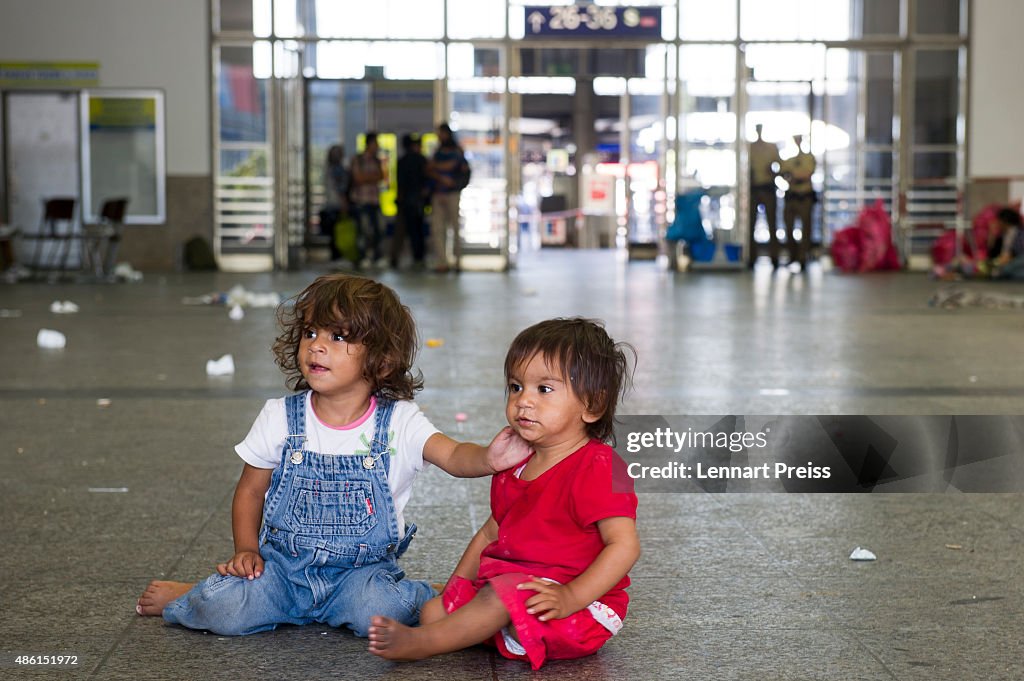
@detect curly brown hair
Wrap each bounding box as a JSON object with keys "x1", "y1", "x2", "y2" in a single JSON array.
[
  {"x1": 272, "y1": 274, "x2": 423, "y2": 400},
  {"x1": 504, "y1": 318, "x2": 636, "y2": 444}
]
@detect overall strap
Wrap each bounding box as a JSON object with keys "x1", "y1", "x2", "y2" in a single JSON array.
[
  {"x1": 283, "y1": 391, "x2": 308, "y2": 461},
  {"x1": 259, "y1": 392, "x2": 308, "y2": 541},
  {"x1": 371, "y1": 398, "x2": 396, "y2": 475},
  {"x1": 370, "y1": 397, "x2": 406, "y2": 555}
]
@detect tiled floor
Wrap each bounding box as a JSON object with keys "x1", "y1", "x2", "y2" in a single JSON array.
[{"x1": 1, "y1": 251, "x2": 1022, "y2": 679}]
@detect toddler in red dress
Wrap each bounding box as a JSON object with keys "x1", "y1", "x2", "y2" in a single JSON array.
[{"x1": 369, "y1": 317, "x2": 640, "y2": 669}]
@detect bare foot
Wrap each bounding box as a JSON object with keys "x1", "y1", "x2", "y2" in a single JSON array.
[
  {"x1": 136, "y1": 580, "x2": 193, "y2": 616},
  {"x1": 367, "y1": 616, "x2": 431, "y2": 661}
]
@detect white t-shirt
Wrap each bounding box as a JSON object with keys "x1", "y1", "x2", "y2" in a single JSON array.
[{"x1": 235, "y1": 393, "x2": 439, "y2": 534}]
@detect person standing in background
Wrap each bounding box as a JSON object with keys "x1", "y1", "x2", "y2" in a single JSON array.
[
  {"x1": 392, "y1": 134, "x2": 429, "y2": 269},
  {"x1": 350, "y1": 132, "x2": 387, "y2": 268},
  {"x1": 748, "y1": 124, "x2": 781, "y2": 268},
  {"x1": 779, "y1": 134, "x2": 817, "y2": 270},
  {"x1": 428, "y1": 124, "x2": 466, "y2": 273},
  {"x1": 319, "y1": 144, "x2": 349, "y2": 263}
]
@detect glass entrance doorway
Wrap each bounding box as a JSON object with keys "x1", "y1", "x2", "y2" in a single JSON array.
[
  {"x1": 823, "y1": 48, "x2": 900, "y2": 250},
  {"x1": 742, "y1": 44, "x2": 824, "y2": 267},
  {"x1": 446, "y1": 43, "x2": 509, "y2": 270},
  {"x1": 677, "y1": 44, "x2": 738, "y2": 265},
  {"x1": 744, "y1": 76, "x2": 818, "y2": 266},
  {"x1": 305, "y1": 79, "x2": 435, "y2": 264},
  {"x1": 508, "y1": 44, "x2": 671, "y2": 261}
]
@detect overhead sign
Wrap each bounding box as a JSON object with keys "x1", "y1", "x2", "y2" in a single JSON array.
[
  {"x1": 0, "y1": 62, "x2": 100, "y2": 88},
  {"x1": 524, "y1": 5, "x2": 661, "y2": 39}
]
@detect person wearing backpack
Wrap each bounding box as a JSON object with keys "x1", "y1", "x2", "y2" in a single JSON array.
[{"x1": 428, "y1": 123, "x2": 469, "y2": 273}]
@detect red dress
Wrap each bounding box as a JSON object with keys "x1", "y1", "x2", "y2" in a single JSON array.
[{"x1": 441, "y1": 439, "x2": 638, "y2": 669}]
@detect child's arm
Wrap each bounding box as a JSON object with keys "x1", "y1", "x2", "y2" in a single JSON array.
[
  {"x1": 422, "y1": 427, "x2": 531, "y2": 478},
  {"x1": 450, "y1": 515, "x2": 499, "y2": 581},
  {"x1": 517, "y1": 517, "x2": 640, "y2": 621},
  {"x1": 216, "y1": 463, "x2": 273, "y2": 580}
]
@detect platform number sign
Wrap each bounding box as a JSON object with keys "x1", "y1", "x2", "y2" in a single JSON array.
[
  {"x1": 524, "y1": 5, "x2": 661, "y2": 38},
  {"x1": 538, "y1": 5, "x2": 617, "y2": 31}
]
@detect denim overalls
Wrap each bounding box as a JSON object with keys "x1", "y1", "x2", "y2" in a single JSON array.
[{"x1": 164, "y1": 393, "x2": 435, "y2": 636}]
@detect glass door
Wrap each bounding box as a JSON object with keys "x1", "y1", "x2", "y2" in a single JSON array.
[
  {"x1": 304, "y1": 79, "x2": 371, "y2": 258},
  {"x1": 742, "y1": 43, "x2": 824, "y2": 265},
  {"x1": 823, "y1": 49, "x2": 900, "y2": 252},
  {"x1": 507, "y1": 43, "x2": 671, "y2": 261},
  {"x1": 678, "y1": 44, "x2": 739, "y2": 263},
  {"x1": 447, "y1": 43, "x2": 509, "y2": 270},
  {"x1": 624, "y1": 44, "x2": 671, "y2": 255},
  {"x1": 900, "y1": 46, "x2": 966, "y2": 265},
  {"x1": 212, "y1": 43, "x2": 274, "y2": 271}
]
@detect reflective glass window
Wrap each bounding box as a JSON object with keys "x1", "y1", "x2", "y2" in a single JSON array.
[
  {"x1": 916, "y1": 0, "x2": 961, "y2": 35},
  {"x1": 913, "y1": 49, "x2": 960, "y2": 145},
  {"x1": 217, "y1": 0, "x2": 256, "y2": 32},
  {"x1": 274, "y1": 0, "x2": 302, "y2": 37},
  {"x1": 312, "y1": 41, "x2": 444, "y2": 80},
  {"x1": 220, "y1": 46, "x2": 270, "y2": 143},
  {"x1": 679, "y1": 45, "x2": 736, "y2": 187},
  {"x1": 913, "y1": 152, "x2": 957, "y2": 179},
  {"x1": 744, "y1": 43, "x2": 827, "y2": 83},
  {"x1": 741, "y1": 0, "x2": 853, "y2": 41},
  {"x1": 679, "y1": 0, "x2": 736, "y2": 40},
  {"x1": 448, "y1": 44, "x2": 503, "y2": 79},
  {"x1": 448, "y1": 0, "x2": 506, "y2": 39},
  {"x1": 859, "y1": 0, "x2": 901, "y2": 36},
  {"x1": 315, "y1": 0, "x2": 443, "y2": 39},
  {"x1": 864, "y1": 52, "x2": 896, "y2": 145}
]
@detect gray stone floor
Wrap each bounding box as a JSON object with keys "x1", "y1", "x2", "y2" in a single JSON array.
[{"x1": 1, "y1": 250, "x2": 1022, "y2": 679}]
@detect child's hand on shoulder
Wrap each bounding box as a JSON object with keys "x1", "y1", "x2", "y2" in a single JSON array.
[
  {"x1": 486, "y1": 427, "x2": 532, "y2": 473},
  {"x1": 517, "y1": 577, "x2": 580, "y2": 621},
  {"x1": 217, "y1": 550, "x2": 265, "y2": 580}
]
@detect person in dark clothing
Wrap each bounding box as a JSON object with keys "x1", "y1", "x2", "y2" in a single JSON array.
[
  {"x1": 319, "y1": 144, "x2": 350, "y2": 262},
  {"x1": 428, "y1": 123, "x2": 466, "y2": 272},
  {"x1": 392, "y1": 134, "x2": 429, "y2": 268}
]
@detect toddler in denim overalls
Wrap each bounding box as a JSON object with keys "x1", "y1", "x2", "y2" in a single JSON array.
[{"x1": 137, "y1": 274, "x2": 530, "y2": 637}]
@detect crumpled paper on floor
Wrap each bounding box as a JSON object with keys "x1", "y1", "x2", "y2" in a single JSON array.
[
  {"x1": 114, "y1": 263, "x2": 144, "y2": 283},
  {"x1": 37, "y1": 329, "x2": 67, "y2": 349},
  {"x1": 849, "y1": 547, "x2": 877, "y2": 561},
  {"x1": 205, "y1": 354, "x2": 235, "y2": 376},
  {"x1": 50, "y1": 300, "x2": 79, "y2": 314}
]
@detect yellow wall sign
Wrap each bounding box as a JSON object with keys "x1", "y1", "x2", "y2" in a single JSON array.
[
  {"x1": 89, "y1": 97, "x2": 157, "y2": 129},
  {"x1": 0, "y1": 62, "x2": 100, "y2": 88}
]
